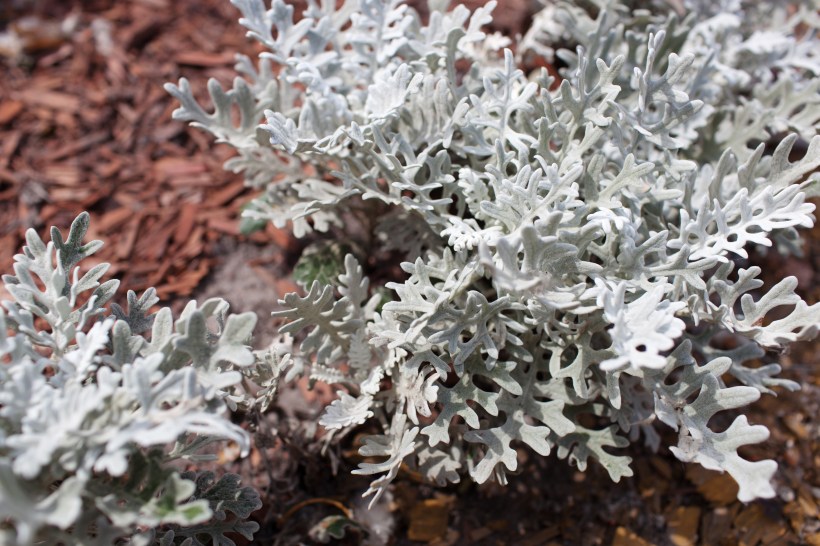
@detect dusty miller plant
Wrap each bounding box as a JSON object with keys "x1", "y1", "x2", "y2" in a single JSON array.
[
  {"x1": 0, "y1": 213, "x2": 267, "y2": 544},
  {"x1": 166, "y1": 0, "x2": 820, "y2": 504}
]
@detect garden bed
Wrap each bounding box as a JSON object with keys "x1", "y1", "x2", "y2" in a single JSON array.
[{"x1": 1, "y1": 1, "x2": 817, "y2": 544}]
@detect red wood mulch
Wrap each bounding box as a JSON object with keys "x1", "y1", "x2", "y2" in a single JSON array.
[
  {"x1": 0, "y1": 0, "x2": 282, "y2": 301},
  {"x1": 1, "y1": 1, "x2": 818, "y2": 546}
]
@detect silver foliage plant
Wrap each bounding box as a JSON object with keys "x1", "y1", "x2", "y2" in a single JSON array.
[
  {"x1": 166, "y1": 0, "x2": 820, "y2": 504},
  {"x1": 0, "y1": 213, "x2": 265, "y2": 544}
]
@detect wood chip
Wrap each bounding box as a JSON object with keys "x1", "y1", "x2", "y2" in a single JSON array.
[
  {"x1": 407, "y1": 497, "x2": 452, "y2": 542},
  {"x1": 0, "y1": 131, "x2": 21, "y2": 167},
  {"x1": 153, "y1": 157, "x2": 207, "y2": 180},
  {"x1": 177, "y1": 225, "x2": 205, "y2": 259},
  {"x1": 172, "y1": 202, "x2": 198, "y2": 247},
  {"x1": 666, "y1": 506, "x2": 701, "y2": 546},
  {"x1": 122, "y1": 17, "x2": 166, "y2": 50},
  {"x1": 11, "y1": 16, "x2": 67, "y2": 53},
  {"x1": 43, "y1": 164, "x2": 82, "y2": 186},
  {"x1": 798, "y1": 490, "x2": 819, "y2": 518},
  {"x1": 50, "y1": 187, "x2": 93, "y2": 201},
  {"x1": 428, "y1": 528, "x2": 460, "y2": 546},
  {"x1": 175, "y1": 51, "x2": 236, "y2": 67},
  {"x1": 19, "y1": 90, "x2": 81, "y2": 112},
  {"x1": 735, "y1": 504, "x2": 789, "y2": 546},
  {"x1": 783, "y1": 413, "x2": 809, "y2": 439},
  {"x1": 44, "y1": 131, "x2": 109, "y2": 162},
  {"x1": 467, "y1": 526, "x2": 492, "y2": 542},
  {"x1": 116, "y1": 216, "x2": 141, "y2": 260},
  {"x1": 204, "y1": 179, "x2": 246, "y2": 208},
  {"x1": 207, "y1": 216, "x2": 241, "y2": 235},
  {"x1": 612, "y1": 527, "x2": 655, "y2": 546},
  {"x1": 700, "y1": 507, "x2": 734, "y2": 546},
  {"x1": 686, "y1": 465, "x2": 739, "y2": 505},
  {"x1": 96, "y1": 208, "x2": 135, "y2": 234},
  {"x1": 519, "y1": 526, "x2": 560, "y2": 546},
  {"x1": 0, "y1": 100, "x2": 24, "y2": 125}
]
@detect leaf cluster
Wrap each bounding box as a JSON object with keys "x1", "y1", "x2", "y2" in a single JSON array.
[
  {"x1": 0, "y1": 214, "x2": 264, "y2": 544},
  {"x1": 167, "y1": 0, "x2": 820, "y2": 505}
]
